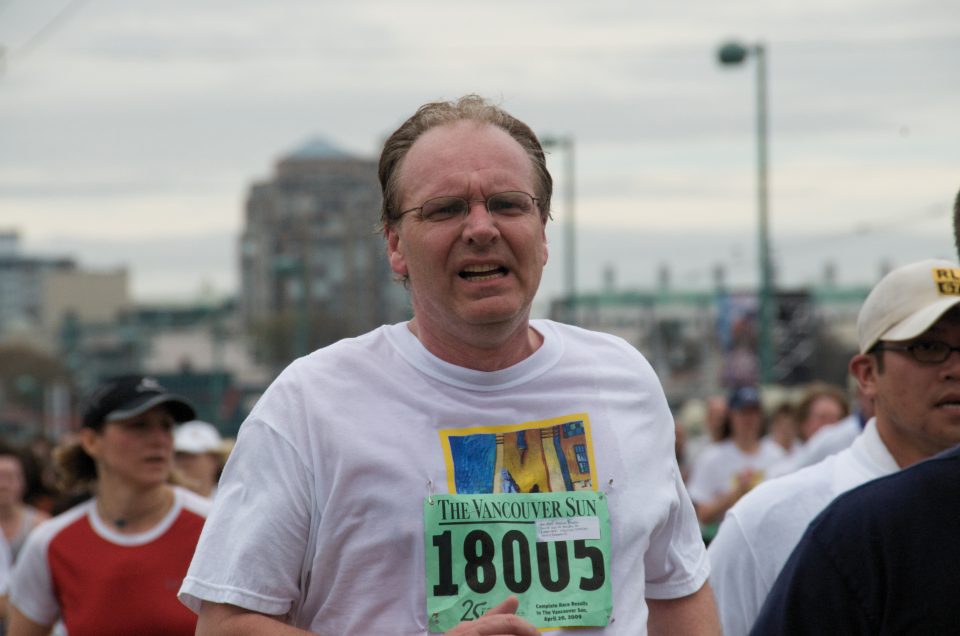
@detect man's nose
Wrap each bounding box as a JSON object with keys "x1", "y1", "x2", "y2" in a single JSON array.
[{"x1": 461, "y1": 200, "x2": 499, "y2": 243}]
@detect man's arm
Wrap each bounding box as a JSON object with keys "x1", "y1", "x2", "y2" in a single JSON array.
[
  {"x1": 694, "y1": 492, "x2": 739, "y2": 525},
  {"x1": 197, "y1": 597, "x2": 540, "y2": 636},
  {"x1": 196, "y1": 603, "x2": 311, "y2": 636},
  {"x1": 647, "y1": 582, "x2": 721, "y2": 636},
  {"x1": 694, "y1": 470, "x2": 753, "y2": 525}
]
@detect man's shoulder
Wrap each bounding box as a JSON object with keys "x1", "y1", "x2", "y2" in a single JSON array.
[
  {"x1": 537, "y1": 319, "x2": 635, "y2": 351},
  {"x1": 307, "y1": 323, "x2": 394, "y2": 358},
  {"x1": 175, "y1": 485, "x2": 215, "y2": 518},
  {"x1": 728, "y1": 456, "x2": 838, "y2": 530},
  {"x1": 537, "y1": 320, "x2": 657, "y2": 380},
  {"x1": 266, "y1": 324, "x2": 396, "y2": 387}
]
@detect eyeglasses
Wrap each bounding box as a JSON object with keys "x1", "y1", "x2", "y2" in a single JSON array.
[
  {"x1": 397, "y1": 191, "x2": 540, "y2": 224},
  {"x1": 873, "y1": 340, "x2": 960, "y2": 364}
]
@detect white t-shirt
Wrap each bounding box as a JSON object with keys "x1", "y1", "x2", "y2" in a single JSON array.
[
  {"x1": 685, "y1": 438, "x2": 784, "y2": 505},
  {"x1": 707, "y1": 418, "x2": 898, "y2": 636},
  {"x1": 179, "y1": 320, "x2": 709, "y2": 635}
]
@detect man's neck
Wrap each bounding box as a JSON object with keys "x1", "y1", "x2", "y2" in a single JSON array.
[
  {"x1": 408, "y1": 318, "x2": 543, "y2": 371},
  {"x1": 873, "y1": 415, "x2": 938, "y2": 469}
]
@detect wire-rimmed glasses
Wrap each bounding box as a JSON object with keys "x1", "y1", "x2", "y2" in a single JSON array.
[{"x1": 397, "y1": 191, "x2": 540, "y2": 224}]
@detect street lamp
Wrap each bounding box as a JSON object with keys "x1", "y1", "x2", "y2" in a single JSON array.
[
  {"x1": 717, "y1": 40, "x2": 774, "y2": 385},
  {"x1": 540, "y1": 135, "x2": 576, "y2": 319}
]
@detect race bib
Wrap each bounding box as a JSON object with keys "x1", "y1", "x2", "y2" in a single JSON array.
[{"x1": 424, "y1": 491, "x2": 612, "y2": 632}]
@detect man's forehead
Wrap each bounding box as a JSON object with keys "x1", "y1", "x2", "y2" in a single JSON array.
[
  {"x1": 400, "y1": 123, "x2": 532, "y2": 182},
  {"x1": 924, "y1": 305, "x2": 960, "y2": 332}
]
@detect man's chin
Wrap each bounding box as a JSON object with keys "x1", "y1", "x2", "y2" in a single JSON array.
[{"x1": 458, "y1": 299, "x2": 531, "y2": 327}]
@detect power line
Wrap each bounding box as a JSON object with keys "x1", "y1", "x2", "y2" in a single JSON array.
[
  {"x1": 8, "y1": 0, "x2": 92, "y2": 61},
  {"x1": 779, "y1": 203, "x2": 946, "y2": 251},
  {"x1": 668, "y1": 204, "x2": 947, "y2": 284}
]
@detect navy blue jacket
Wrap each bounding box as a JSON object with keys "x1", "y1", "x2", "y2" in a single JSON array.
[{"x1": 751, "y1": 445, "x2": 960, "y2": 635}]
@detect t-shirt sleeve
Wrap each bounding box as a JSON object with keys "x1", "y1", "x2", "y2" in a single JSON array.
[
  {"x1": 10, "y1": 525, "x2": 58, "y2": 626},
  {"x1": 643, "y1": 466, "x2": 710, "y2": 599},
  {"x1": 179, "y1": 418, "x2": 315, "y2": 617}
]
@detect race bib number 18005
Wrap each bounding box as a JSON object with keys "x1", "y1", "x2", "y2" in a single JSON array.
[{"x1": 423, "y1": 491, "x2": 612, "y2": 633}]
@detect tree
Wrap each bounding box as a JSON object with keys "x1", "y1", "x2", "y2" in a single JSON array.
[{"x1": 247, "y1": 308, "x2": 351, "y2": 370}]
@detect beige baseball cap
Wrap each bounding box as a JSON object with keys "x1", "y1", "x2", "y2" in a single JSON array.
[
  {"x1": 174, "y1": 420, "x2": 224, "y2": 454},
  {"x1": 858, "y1": 259, "x2": 960, "y2": 354}
]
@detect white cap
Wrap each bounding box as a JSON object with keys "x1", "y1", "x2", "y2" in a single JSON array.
[
  {"x1": 174, "y1": 420, "x2": 223, "y2": 454},
  {"x1": 858, "y1": 259, "x2": 960, "y2": 353}
]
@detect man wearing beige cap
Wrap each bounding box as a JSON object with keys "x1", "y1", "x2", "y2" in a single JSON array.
[
  {"x1": 708, "y1": 258, "x2": 960, "y2": 636},
  {"x1": 749, "y1": 202, "x2": 960, "y2": 632}
]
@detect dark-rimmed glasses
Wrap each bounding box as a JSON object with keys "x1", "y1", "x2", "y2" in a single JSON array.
[
  {"x1": 873, "y1": 340, "x2": 960, "y2": 364},
  {"x1": 397, "y1": 191, "x2": 540, "y2": 223}
]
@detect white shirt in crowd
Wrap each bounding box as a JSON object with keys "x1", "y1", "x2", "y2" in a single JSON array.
[{"x1": 685, "y1": 438, "x2": 784, "y2": 507}]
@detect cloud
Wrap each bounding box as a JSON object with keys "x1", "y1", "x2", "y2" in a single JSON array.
[{"x1": 2, "y1": 0, "x2": 958, "y2": 301}]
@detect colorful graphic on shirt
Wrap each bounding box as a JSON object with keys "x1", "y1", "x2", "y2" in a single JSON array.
[
  {"x1": 439, "y1": 414, "x2": 596, "y2": 495},
  {"x1": 729, "y1": 469, "x2": 766, "y2": 493}
]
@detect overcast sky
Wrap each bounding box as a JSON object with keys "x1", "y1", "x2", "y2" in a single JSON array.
[{"x1": 2, "y1": 0, "x2": 958, "y2": 306}]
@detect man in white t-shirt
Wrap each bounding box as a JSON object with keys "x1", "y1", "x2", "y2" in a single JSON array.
[
  {"x1": 179, "y1": 95, "x2": 719, "y2": 636},
  {"x1": 708, "y1": 258, "x2": 960, "y2": 636}
]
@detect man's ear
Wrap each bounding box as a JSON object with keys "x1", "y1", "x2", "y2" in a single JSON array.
[
  {"x1": 849, "y1": 353, "x2": 879, "y2": 400},
  {"x1": 386, "y1": 226, "x2": 408, "y2": 277}
]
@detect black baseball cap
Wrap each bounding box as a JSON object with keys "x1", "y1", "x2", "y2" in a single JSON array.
[
  {"x1": 82, "y1": 375, "x2": 196, "y2": 429},
  {"x1": 728, "y1": 385, "x2": 762, "y2": 411}
]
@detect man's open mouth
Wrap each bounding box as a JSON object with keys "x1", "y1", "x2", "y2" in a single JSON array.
[{"x1": 460, "y1": 264, "x2": 508, "y2": 281}]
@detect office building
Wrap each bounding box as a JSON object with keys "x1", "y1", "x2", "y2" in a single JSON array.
[{"x1": 239, "y1": 138, "x2": 409, "y2": 360}]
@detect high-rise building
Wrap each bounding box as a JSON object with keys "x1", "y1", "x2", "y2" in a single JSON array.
[
  {"x1": 0, "y1": 231, "x2": 86, "y2": 343},
  {"x1": 42, "y1": 267, "x2": 130, "y2": 336},
  {"x1": 239, "y1": 138, "x2": 409, "y2": 359}
]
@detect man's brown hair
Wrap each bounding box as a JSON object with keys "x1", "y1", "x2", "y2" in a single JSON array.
[{"x1": 378, "y1": 94, "x2": 553, "y2": 233}]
